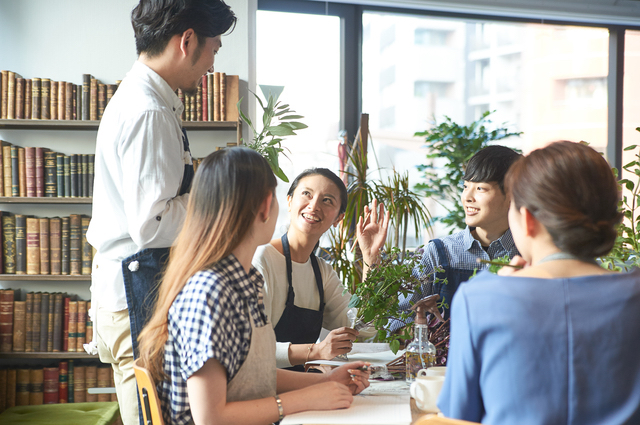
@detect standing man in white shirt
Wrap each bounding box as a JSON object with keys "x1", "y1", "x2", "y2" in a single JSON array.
[{"x1": 86, "y1": 2, "x2": 236, "y2": 424}]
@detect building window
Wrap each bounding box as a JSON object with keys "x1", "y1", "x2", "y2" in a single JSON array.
[{"x1": 415, "y1": 28, "x2": 449, "y2": 46}]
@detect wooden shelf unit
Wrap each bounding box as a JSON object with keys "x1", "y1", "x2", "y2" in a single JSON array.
[{"x1": 0, "y1": 351, "x2": 98, "y2": 359}]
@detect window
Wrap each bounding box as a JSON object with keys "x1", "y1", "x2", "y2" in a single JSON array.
[
  {"x1": 557, "y1": 77, "x2": 607, "y2": 104},
  {"x1": 415, "y1": 28, "x2": 449, "y2": 46},
  {"x1": 414, "y1": 81, "x2": 450, "y2": 98}
]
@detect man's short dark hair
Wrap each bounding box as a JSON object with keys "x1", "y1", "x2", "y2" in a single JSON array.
[
  {"x1": 131, "y1": 0, "x2": 237, "y2": 57},
  {"x1": 463, "y1": 145, "x2": 522, "y2": 193}
]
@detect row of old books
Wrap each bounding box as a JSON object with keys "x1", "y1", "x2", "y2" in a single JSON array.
[
  {"x1": 0, "y1": 361, "x2": 116, "y2": 412},
  {"x1": 178, "y1": 72, "x2": 239, "y2": 122},
  {"x1": 0, "y1": 71, "x2": 119, "y2": 121},
  {"x1": 0, "y1": 290, "x2": 93, "y2": 353},
  {"x1": 0, "y1": 142, "x2": 94, "y2": 198},
  {"x1": 1, "y1": 214, "x2": 93, "y2": 275}
]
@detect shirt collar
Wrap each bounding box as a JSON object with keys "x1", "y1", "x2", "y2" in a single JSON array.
[
  {"x1": 463, "y1": 226, "x2": 516, "y2": 253},
  {"x1": 218, "y1": 253, "x2": 264, "y2": 295},
  {"x1": 130, "y1": 61, "x2": 184, "y2": 120}
]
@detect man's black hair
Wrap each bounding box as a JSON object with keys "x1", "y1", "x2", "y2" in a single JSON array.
[{"x1": 463, "y1": 145, "x2": 522, "y2": 193}]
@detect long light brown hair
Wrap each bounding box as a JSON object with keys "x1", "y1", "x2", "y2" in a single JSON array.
[{"x1": 138, "y1": 147, "x2": 276, "y2": 382}]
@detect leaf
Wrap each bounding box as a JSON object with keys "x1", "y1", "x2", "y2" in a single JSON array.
[
  {"x1": 266, "y1": 125, "x2": 297, "y2": 137},
  {"x1": 389, "y1": 339, "x2": 400, "y2": 354},
  {"x1": 280, "y1": 115, "x2": 304, "y2": 120}
]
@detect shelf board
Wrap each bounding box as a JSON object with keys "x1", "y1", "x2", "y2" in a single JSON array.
[
  {"x1": 0, "y1": 197, "x2": 92, "y2": 204},
  {"x1": 0, "y1": 274, "x2": 90, "y2": 281},
  {"x1": 0, "y1": 351, "x2": 98, "y2": 359},
  {"x1": 0, "y1": 119, "x2": 238, "y2": 131}
]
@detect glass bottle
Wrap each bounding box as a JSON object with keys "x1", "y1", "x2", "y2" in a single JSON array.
[{"x1": 405, "y1": 304, "x2": 436, "y2": 382}]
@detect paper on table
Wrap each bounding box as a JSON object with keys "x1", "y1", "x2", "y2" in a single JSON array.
[
  {"x1": 280, "y1": 394, "x2": 412, "y2": 425},
  {"x1": 306, "y1": 350, "x2": 405, "y2": 368}
]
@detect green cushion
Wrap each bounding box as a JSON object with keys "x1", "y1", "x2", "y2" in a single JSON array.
[{"x1": 0, "y1": 402, "x2": 120, "y2": 425}]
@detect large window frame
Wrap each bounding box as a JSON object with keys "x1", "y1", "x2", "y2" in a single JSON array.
[{"x1": 258, "y1": 0, "x2": 640, "y2": 172}]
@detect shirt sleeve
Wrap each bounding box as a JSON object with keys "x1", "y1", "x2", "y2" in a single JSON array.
[
  {"x1": 319, "y1": 262, "x2": 351, "y2": 330},
  {"x1": 275, "y1": 342, "x2": 292, "y2": 368},
  {"x1": 437, "y1": 286, "x2": 484, "y2": 422},
  {"x1": 252, "y1": 247, "x2": 274, "y2": 324},
  {"x1": 119, "y1": 110, "x2": 189, "y2": 249}
]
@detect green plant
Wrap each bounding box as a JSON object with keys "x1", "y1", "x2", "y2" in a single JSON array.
[
  {"x1": 600, "y1": 127, "x2": 640, "y2": 271},
  {"x1": 237, "y1": 90, "x2": 307, "y2": 182},
  {"x1": 414, "y1": 111, "x2": 521, "y2": 232}
]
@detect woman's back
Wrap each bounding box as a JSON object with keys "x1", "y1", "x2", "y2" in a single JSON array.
[{"x1": 439, "y1": 268, "x2": 640, "y2": 425}]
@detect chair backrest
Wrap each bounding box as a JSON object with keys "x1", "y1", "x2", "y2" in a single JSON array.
[
  {"x1": 133, "y1": 358, "x2": 165, "y2": 425},
  {"x1": 414, "y1": 416, "x2": 483, "y2": 425}
]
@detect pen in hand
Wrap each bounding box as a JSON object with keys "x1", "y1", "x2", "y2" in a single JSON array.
[{"x1": 476, "y1": 258, "x2": 524, "y2": 269}]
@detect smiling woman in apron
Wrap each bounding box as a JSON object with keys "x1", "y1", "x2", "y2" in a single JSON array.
[
  {"x1": 137, "y1": 148, "x2": 370, "y2": 425},
  {"x1": 253, "y1": 168, "x2": 389, "y2": 370}
]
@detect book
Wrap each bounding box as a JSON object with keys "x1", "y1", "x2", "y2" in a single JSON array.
[
  {"x1": 81, "y1": 216, "x2": 92, "y2": 274},
  {"x1": 0, "y1": 289, "x2": 14, "y2": 351},
  {"x1": 2, "y1": 213, "x2": 17, "y2": 274},
  {"x1": 16, "y1": 368, "x2": 30, "y2": 406},
  {"x1": 47, "y1": 292, "x2": 54, "y2": 351},
  {"x1": 82, "y1": 74, "x2": 91, "y2": 121},
  {"x1": 85, "y1": 300, "x2": 92, "y2": 347},
  {"x1": 40, "y1": 78, "x2": 50, "y2": 120},
  {"x1": 39, "y1": 218, "x2": 50, "y2": 275},
  {"x1": 207, "y1": 73, "x2": 214, "y2": 121},
  {"x1": 220, "y1": 72, "x2": 227, "y2": 120},
  {"x1": 63, "y1": 296, "x2": 69, "y2": 351},
  {"x1": 25, "y1": 292, "x2": 33, "y2": 352},
  {"x1": 32, "y1": 292, "x2": 42, "y2": 351},
  {"x1": 50, "y1": 217, "x2": 61, "y2": 275},
  {"x1": 43, "y1": 367, "x2": 59, "y2": 404},
  {"x1": 29, "y1": 368, "x2": 44, "y2": 405},
  {"x1": 214, "y1": 72, "x2": 221, "y2": 121},
  {"x1": 26, "y1": 217, "x2": 40, "y2": 275},
  {"x1": 73, "y1": 365, "x2": 85, "y2": 402},
  {"x1": 12, "y1": 300, "x2": 26, "y2": 352},
  {"x1": 58, "y1": 361, "x2": 68, "y2": 403},
  {"x1": 70, "y1": 215, "x2": 81, "y2": 275},
  {"x1": 31, "y1": 77, "x2": 41, "y2": 120},
  {"x1": 39, "y1": 292, "x2": 49, "y2": 351},
  {"x1": 24, "y1": 78, "x2": 32, "y2": 119},
  {"x1": 81, "y1": 154, "x2": 88, "y2": 197},
  {"x1": 6, "y1": 368, "x2": 16, "y2": 408},
  {"x1": 196, "y1": 84, "x2": 202, "y2": 121},
  {"x1": 76, "y1": 300, "x2": 86, "y2": 350},
  {"x1": 190, "y1": 92, "x2": 196, "y2": 121},
  {"x1": 97, "y1": 367, "x2": 111, "y2": 402},
  {"x1": 98, "y1": 83, "x2": 106, "y2": 120},
  {"x1": 63, "y1": 156, "x2": 70, "y2": 198},
  {"x1": 44, "y1": 150, "x2": 57, "y2": 197},
  {"x1": 68, "y1": 360, "x2": 74, "y2": 403},
  {"x1": 74, "y1": 84, "x2": 80, "y2": 121},
  {"x1": 65, "y1": 82, "x2": 73, "y2": 121},
  {"x1": 69, "y1": 154, "x2": 78, "y2": 197},
  {"x1": 0, "y1": 368, "x2": 7, "y2": 411},
  {"x1": 7, "y1": 71, "x2": 16, "y2": 119},
  {"x1": 10, "y1": 145, "x2": 19, "y2": 196},
  {"x1": 67, "y1": 300, "x2": 77, "y2": 352},
  {"x1": 90, "y1": 78, "x2": 98, "y2": 121},
  {"x1": 1, "y1": 70, "x2": 8, "y2": 119},
  {"x1": 15, "y1": 77, "x2": 24, "y2": 120},
  {"x1": 15, "y1": 214, "x2": 26, "y2": 274},
  {"x1": 18, "y1": 147, "x2": 25, "y2": 197},
  {"x1": 61, "y1": 217, "x2": 70, "y2": 275},
  {"x1": 50, "y1": 81, "x2": 58, "y2": 121},
  {"x1": 3, "y1": 143, "x2": 12, "y2": 196},
  {"x1": 88, "y1": 154, "x2": 95, "y2": 197},
  {"x1": 52, "y1": 293, "x2": 63, "y2": 352},
  {"x1": 0, "y1": 142, "x2": 4, "y2": 198},
  {"x1": 85, "y1": 365, "x2": 97, "y2": 402},
  {"x1": 57, "y1": 80, "x2": 65, "y2": 121},
  {"x1": 202, "y1": 74, "x2": 208, "y2": 121},
  {"x1": 225, "y1": 74, "x2": 240, "y2": 122},
  {"x1": 25, "y1": 146, "x2": 35, "y2": 197},
  {"x1": 35, "y1": 147, "x2": 45, "y2": 197},
  {"x1": 56, "y1": 153, "x2": 64, "y2": 197}
]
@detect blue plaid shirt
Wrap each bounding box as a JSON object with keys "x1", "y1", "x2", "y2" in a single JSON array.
[{"x1": 159, "y1": 254, "x2": 268, "y2": 425}]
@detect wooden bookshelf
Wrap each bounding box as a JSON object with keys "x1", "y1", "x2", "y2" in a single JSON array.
[
  {"x1": 0, "y1": 274, "x2": 90, "y2": 281},
  {"x1": 0, "y1": 118, "x2": 239, "y2": 131},
  {"x1": 0, "y1": 197, "x2": 92, "y2": 204},
  {"x1": 0, "y1": 351, "x2": 97, "y2": 359}
]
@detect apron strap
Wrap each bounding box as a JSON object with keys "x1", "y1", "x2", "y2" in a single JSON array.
[{"x1": 281, "y1": 233, "x2": 325, "y2": 311}]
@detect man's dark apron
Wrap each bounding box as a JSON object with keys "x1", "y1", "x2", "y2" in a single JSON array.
[
  {"x1": 273, "y1": 233, "x2": 325, "y2": 372},
  {"x1": 122, "y1": 128, "x2": 194, "y2": 358},
  {"x1": 430, "y1": 238, "x2": 476, "y2": 320}
]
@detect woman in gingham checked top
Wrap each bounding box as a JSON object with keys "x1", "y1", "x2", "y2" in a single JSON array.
[{"x1": 138, "y1": 147, "x2": 370, "y2": 425}]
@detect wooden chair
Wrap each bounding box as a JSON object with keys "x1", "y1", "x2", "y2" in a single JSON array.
[
  {"x1": 414, "y1": 416, "x2": 483, "y2": 425},
  {"x1": 133, "y1": 358, "x2": 165, "y2": 425}
]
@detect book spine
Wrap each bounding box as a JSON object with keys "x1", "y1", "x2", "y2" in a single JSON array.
[
  {"x1": 1, "y1": 70, "x2": 8, "y2": 119},
  {"x1": 202, "y1": 74, "x2": 208, "y2": 121},
  {"x1": 73, "y1": 84, "x2": 79, "y2": 120},
  {"x1": 0, "y1": 289, "x2": 15, "y2": 351},
  {"x1": 39, "y1": 292, "x2": 49, "y2": 351},
  {"x1": 82, "y1": 74, "x2": 91, "y2": 120},
  {"x1": 15, "y1": 77, "x2": 24, "y2": 120},
  {"x1": 0, "y1": 145, "x2": 3, "y2": 200},
  {"x1": 24, "y1": 78, "x2": 32, "y2": 119},
  {"x1": 16, "y1": 368, "x2": 30, "y2": 406},
  {"x1": 76, "y1": 300, "x2": 86, "y2": 351},
  {"x1": 220, "y1": 72, "x2": 227, "y2": 121},
  {"x1": 85, "y1": 300, "x2": 93, "y2": 347},
  {"x1": 25, "y1": 292, "x2": 33, "y2": 352},
  {"x1": 12, "y1": 300, "x2": 26, "y2": 352},
  {"x1": 40, "y1": 78, "x2": 50, "y2": 120},
  {"x1": 14, "y1": 214, "x2": 26, "y2": 274},
  {"x1": 56, "y1": 153, "x2": 64, "y2": 197},
  {"x1": 26, "y1": 217, "x2": 40, "y2": 275},
  {"x1": 214, "y1": 72, "x2": 221, "y2": 121},
  {"x1": 61, "y1": 217, "x2": 70, "y2": 275},
  {"x1": 190, "y1": 93, "x2": 196, "y2": 121},
  {"x1": 50, "y1": 217, "x2": 61, "y2": 275},
  {"x1": 70, "y1": 214, "x2": 81, "y2": 275},
  {"x1": 196, "y1": 84, "x2": 202, "y2": 121},
  {"x1": 81, "y1": 154, "x2": 88, "y2": 197},
  {"x1": 67, "y1": 300, "x2": 77, "y2": 352},
  {"x1": 3, "y1": 144, "x2": 11, "y2": 197},
  {"x1": 50, "y1": 81, "x2": 58, "y2": 121},
  {"x1": 31, "y1": 77, "x2": 41, "y2": 120},
  {"x1": 63, "y1": 296, "x2": 69, "y2": 351},
  {"x1": 97, "y1": 367, "x2": 111, "y2": 402},
  {"x1": 69, "y1": 154, "x2": 78, "y2": 197},
  {"x1": 2, "y1": 214, "x2": 16, "y2": 274},
  {"x1": 43, "y1": 367, "x2": 59, "y2": 404},
  {"x1": 1, "y1": 368, "x2": 9, "y2": 410},
  {"x1": 89, "y1": 78, "x2": 98, "y2": 121},
  {"x1": 39, "y1": 218, "x2": 50, "y2": 275},
  {"x1": 225, "y1": 75, "x2": 240, "y2": 122},
  {"x1": 73, "y1": 365, "x2": 85, "y2": 402},
  {"x1": 7, "y1": 71, "x2": 16, "y2": 119},
  {"x1": 98, "y1": 83, "x2": 106, "y2": 120},
  {"x1": 47, "y1": 293, "x2": 54, "y2": 351},
  {"x1": 63, "y1": 156, "x2": 70, "y2": 197},
  {"x1": 29, "y1": 368, "x2": 44, "y2": 405},
  {"x1": 58, "y1": 361, "x2": 69, "y2": 403},
  {"x1": 81, "y1": 216, "x2": 92, "y2": 275},
  {"x1": 35, "y1": 147, "x2": 45, "y2": 197},
  {"x1": 68, "y1": 360, "x2": 74, "y2": 403},
  {"x1": 52, "y1": 293, "x2": 63, "y2": 352},
  {"x1": 25, "y1": 147, "x2": 35, "y2": 197},
  {"x1": 57, "y1": 80, "x2": 65, "y2": 121},
  {"x1": 32, "y1": 292, "x2": 41, "y2": 351},
  {"x1": 85, "y1": 365, "x2": 97, "y2": 402},
  {"x1": 65, "y1": 82, "x2": 73, "y2": 120},
  {"x1": 18, "y1": 147, "x2": 26, "y2": 197},
  {"x1": 6, "y1": 368, "x2": 16, "y2": 408},
  {"x1": 88, "y1": 154, "x2": 95, "y2": 198},
  {"x1": 207, "y1": 73, "x2": 214, "y2": 121},
  {"x1": 10, "y1": 145, "x2": 19, "y2": 197},
  {"x1": 44, "y1": 150, "x2": 57, "y2": 197}
]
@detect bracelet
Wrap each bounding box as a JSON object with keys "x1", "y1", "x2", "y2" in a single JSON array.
[
  {"x1": 275, "y1": 395, "x2": 284, "y2": 422},
  {"x1": 305, "y1": 342, "x2": 315, "y2": 364}
]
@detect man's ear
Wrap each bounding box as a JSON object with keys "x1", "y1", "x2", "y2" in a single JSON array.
[
  {"x1": 179, "y1": 28, "x2": 196, "y2": 57},
  {"x1": 332, "y1": 213, "x2": 345, "y2": 227}
]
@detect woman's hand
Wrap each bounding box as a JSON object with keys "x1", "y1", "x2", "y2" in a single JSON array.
[
  {"x1": 327, "y1": 361, "x2": 371, "y2": 395},
  {"x1": 356, "y1": 199, "x2": 390, "y2": 275},
  {"x1": 283, "y1": 381, "x2": 355, "y2": 412},
  {"x1": 497, "y1": 255, "x2": 528, "y2": 276},
  {"x1": 315, "y1": 327, "x2": 359, "y2": 359}
]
